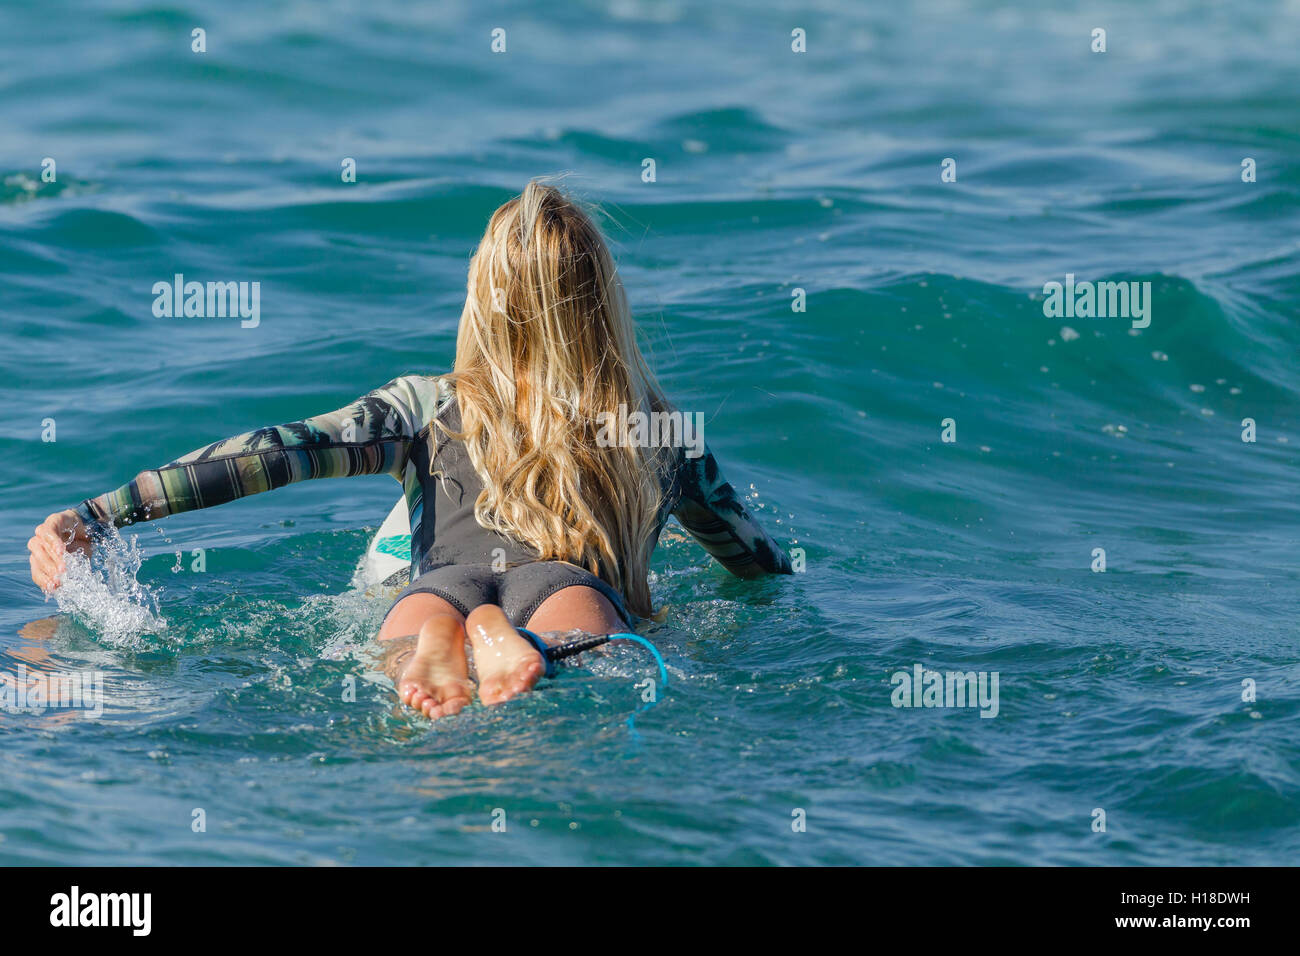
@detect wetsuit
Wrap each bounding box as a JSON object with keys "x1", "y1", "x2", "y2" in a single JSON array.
[{"x1": 76, "y1": 375, "x2": 793, "y2": 626}]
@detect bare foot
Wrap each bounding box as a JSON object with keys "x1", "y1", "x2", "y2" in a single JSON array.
[
  {"x1": 465, "y1": 604, "x2": 545, "y2": 705},
  {"x1": 396, "y1": 616, "x2": 474, "y2": 719}
]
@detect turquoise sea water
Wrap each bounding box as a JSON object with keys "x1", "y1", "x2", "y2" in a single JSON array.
[{"x1": 1, "y1": 0, "x2": 1298, "y2": 865}]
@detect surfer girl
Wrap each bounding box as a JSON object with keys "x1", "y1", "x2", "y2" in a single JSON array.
[{"x1": 27, "y1": 181, "x2": 792, "y2": 718}]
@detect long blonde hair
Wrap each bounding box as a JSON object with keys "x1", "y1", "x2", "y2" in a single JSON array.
[{"x1": 446, "y1": 181, "x2": 667, "y2": 616}]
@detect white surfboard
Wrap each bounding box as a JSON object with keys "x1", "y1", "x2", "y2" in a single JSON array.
[{"x1": 359, "y1": 497, "x2": 412, "y2": 592}]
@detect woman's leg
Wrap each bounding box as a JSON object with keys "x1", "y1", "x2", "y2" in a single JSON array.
[
  {"x1": 523, "y1": 584, "x2": 625, "y2": 635},
  {"x1": 379, "y1": 593, "x2": 473, "y2": 719}
]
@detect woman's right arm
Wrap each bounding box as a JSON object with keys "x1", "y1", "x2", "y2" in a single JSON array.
[{"x1": 29, "y1": 375, "x2": 445, "y2": 592}]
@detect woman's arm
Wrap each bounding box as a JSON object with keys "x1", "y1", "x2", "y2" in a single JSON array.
[
  {"x1": 75, "y1": 376, "x2": 437, "y2": 535},
  {"x1": 29, "y1": 375, "x2": 444, "y2": 591},
  {"x1": 669, "y1": 443, "x2": 793, "y2": 578}
]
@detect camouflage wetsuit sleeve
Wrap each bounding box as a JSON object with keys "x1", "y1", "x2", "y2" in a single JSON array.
[
  {"x1": 668, "y1": 443, "x2": 793, "y2": 577},
  {"x1": 74, "y1": 376, "x2": 445, "y2": 536}
]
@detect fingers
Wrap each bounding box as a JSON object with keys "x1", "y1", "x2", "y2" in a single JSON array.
[
  {"x1": 29, "y1": 536, "x2": 62, "y2": 581},
  {"x1": 35, "y1": 516, "x2": 67, "y2": 551},
  {"x1": 27, "y1": 532, "x2": 64, "y2": 573},
  {"x1": 29, "y1": 546, "x2": 62, "y2": 593}
]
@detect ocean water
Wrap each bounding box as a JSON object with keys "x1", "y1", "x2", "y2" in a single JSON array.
[{"x1": 1, "y1": 0, "x2": 1298, "y2": 866}]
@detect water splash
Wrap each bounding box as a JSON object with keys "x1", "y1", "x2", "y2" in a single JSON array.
[{"x1": 51, "y1": 527, "x2": 169, "y2": 649}]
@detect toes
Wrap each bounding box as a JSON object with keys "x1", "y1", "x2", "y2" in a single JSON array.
[
  {"x1": 402, "y1": 679, "x2": 472, "y2": 720},
  {"x1": 400, "y1": 682, "x2": 435, "y2": 713},
  {"x1": 421, "y1": 692, "x2": 468, "y2": 720}
]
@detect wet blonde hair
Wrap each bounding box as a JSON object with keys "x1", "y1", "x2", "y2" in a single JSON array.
[{"x1": 446, "y1": 181, "x2": 667, "y2": 616}]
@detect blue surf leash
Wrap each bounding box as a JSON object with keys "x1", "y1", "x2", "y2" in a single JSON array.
[{"x1": 518, "y1": 629, "x2": 668, "y2": 732}]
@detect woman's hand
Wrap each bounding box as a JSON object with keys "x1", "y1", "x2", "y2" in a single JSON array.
[{"x1": 28, "y1": 509, "x2": 92, "y2": 593}]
